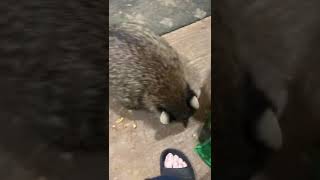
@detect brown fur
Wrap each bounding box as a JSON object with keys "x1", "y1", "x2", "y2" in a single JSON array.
[{"x1": 109, "y1": 23, "x2": 197, "y2": 125}]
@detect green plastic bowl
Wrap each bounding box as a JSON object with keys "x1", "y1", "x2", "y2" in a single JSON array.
[
  {"x1": 194, "y1": 112, "x2": 211, "y2": 168},
  {"x1": 194, "y1": 137, "x2": 211, "y2": 167}
]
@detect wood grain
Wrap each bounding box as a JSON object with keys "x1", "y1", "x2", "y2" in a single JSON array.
[{"x1": 163, "y1": 16, "x2": 211, "y2": 89}]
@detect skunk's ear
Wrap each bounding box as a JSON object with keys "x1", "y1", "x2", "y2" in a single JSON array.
[
  {"x1": 256, "y1": 109, "x2": 282, "y2": 150},
  {"x1": 160, "y1": 111, "x2": 170, "y2": 125}
]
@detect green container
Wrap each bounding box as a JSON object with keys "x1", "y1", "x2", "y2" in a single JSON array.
[
  {"x1": 194, "y1": 137, "x2": 211, "y2": 167},
  {"x1": 194, "y1": 112, "x2": 211, "y2": 168}
]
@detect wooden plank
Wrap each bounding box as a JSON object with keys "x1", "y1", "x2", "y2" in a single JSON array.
[{"x1": 162, "y1": 16, "x2": 211, "y2": 88}]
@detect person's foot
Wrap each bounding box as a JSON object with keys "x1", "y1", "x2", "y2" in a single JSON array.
[
  {"x1": 164, "y1": 153, "x2": 187, "y2": 168},
  {"x1": 160, "y1": 148, "x2": 196, "y2": 180}
]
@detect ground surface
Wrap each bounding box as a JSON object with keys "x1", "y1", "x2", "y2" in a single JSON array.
[
  {"x1": 109, "y1": 17, "x2": 211, "y2": 180},
  {"x1": 109, "y1": 0, "x2": 211, "y2": 35}
]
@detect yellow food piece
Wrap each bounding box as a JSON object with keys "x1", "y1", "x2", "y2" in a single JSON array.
[
  {"x1": 116, "y1": 117, "x2": 124, "y2": 123},
  {"x1": 133, "y1": 124, "x2": 137, "y2": 129}
]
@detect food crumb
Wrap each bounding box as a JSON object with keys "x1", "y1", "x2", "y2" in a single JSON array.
[
  {"x1": 133, "y1": 124, "x2": 137, "y2": 129},
  {"x1": 112, "y1": 125, "x2": 116, "y2": 128},
  {"x1": 116, "y1": 117, "x2": 124, "y2": 123}
]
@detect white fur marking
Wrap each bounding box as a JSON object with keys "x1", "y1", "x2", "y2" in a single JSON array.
[
  {"x1": 190, "y1": 96, "x2": 200, "y2": 109},
  {"x1": 160, "y1": 111, "x2": 170, "y2": 124},
  {"x1": 256, "y1": 109, "x2": 282, "y2": 150}
]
